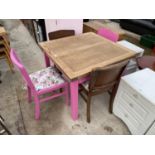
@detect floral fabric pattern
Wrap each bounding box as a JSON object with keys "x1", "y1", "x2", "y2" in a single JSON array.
[{"x1": 30, "y1": 67, "x2": 65, "y2": 91}]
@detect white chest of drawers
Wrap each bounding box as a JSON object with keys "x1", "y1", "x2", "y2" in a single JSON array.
[{"x1": 113, "y1": 68, "x2": 155, "y2": 135}]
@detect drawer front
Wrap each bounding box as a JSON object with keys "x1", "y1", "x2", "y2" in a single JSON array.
[
  {"x1": 113, "y1": 81, "x2": 155, "y2": 134},
  {"x1": 114, "y1": 87, "x2": 150, "y2": 120},
  {"x1": 121, "y1": 80, "x2": 155, "y2": 111},
  {"x1": 114, "y1": 101, "x2": 150, "y2": 134},
  {"x1": 120, "y1": 90, "x2": 153, "y2": 121}
]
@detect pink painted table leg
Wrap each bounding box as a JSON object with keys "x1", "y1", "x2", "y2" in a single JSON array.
[
  {"x1": 70, "y1": 80, "x2": 79, "y2": 120},
  {"x1": 44, "y1": 53, "x2": 50, "y2": 67}
]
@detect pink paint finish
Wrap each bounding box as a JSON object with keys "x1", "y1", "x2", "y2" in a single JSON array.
[
  {"x1": 45, "y1": 19, "x2": 83, "y2": 40},
  {"x1": 10, "y1": 49, "x2": 69, "y2": 120},
  {"x1": 70, "y1": 80, "x2": 79, "y2": 120},
  {"x1": 69, "y1": 76, "x2": 90, "y2": 120},
  {"x1": 97, "y1": 28, "x2": 119, "y2": 42}
]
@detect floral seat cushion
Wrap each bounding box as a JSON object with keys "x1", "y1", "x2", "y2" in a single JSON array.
[{"x1": 30, "y1": 67, "x2": 65, "y2": 91}]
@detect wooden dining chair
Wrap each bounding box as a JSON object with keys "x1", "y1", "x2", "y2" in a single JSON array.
[
  {"x1": 80, "y1": 60, "x2": 129, "y2": 123},
  {"x1": 0, "y1": 36, "x2": 14, "y2": 72},
  {"x1": 44, "y1": 30, "x2": 75, "y2": 67},
  {"x1": 48, "y1": 30, "x2": 75, "y2": 40},
  {"x1": 97, "y1": 28, "x2": 119, "y2": 42},
  {"x1": 10, "y1": 49, "x2": 69, "y2": 120}
]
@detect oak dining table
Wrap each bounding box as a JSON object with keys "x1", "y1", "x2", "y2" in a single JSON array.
[{"x1": 39, "y1": 32, "x2": 136, "y2": 121}]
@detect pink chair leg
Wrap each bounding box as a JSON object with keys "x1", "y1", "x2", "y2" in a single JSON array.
[
  {"x1": 34, "y1": 94, "x2": 40, "y2": 120},
  {"x1": 70, "y1": 80, "x2": 79, "y2": 120},
  {"x1": 64, "y1": 84, "x2": 69, "y2": 106},
  {"x1": 27, "y1": 86, "x2": 32, "y2": 103},
  {"x1": 44, "y1": 53, "x2": 50, "y2": 67}
]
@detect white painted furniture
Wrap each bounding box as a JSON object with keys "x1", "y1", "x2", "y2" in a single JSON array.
[
  {"x1": 45, "y1": 19, "x2": 83, "y2": 40},
  {"x1": 117, "y1": 40, "x2": 144, "y2": 73},
  {"x1": 117, "y1": 40, "x2": 144, "y2": 57},
  {"x1": 113, "y1": 68, "x2": 155, "y2": 135},
  {"x1": 146, "y1": 120, "x2": 155, "y2": 134}
]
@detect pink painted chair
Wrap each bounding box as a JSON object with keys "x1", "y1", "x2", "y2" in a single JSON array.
[
  {"x1": 97, "y1": 28, "x2": 119, "y2": 42},
  {"x1": 10, "y1": 49, "x2": 69, "y2": 120}
]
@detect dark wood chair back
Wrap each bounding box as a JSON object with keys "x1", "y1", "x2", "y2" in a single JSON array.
[
  {"x1": 89, "y1": 60, "x2": 129, "y2": 92},
  {"x1": 48, "y1": 30, "x2": 75, "y2": 40}
]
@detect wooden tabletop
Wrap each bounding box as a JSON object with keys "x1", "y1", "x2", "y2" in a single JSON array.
[
  {"x1": 0, "y1": 26, "x2": 7, "y2": 35},
  {"x1": 39, "y1": 32, "x2": 135, "y2": 80}
]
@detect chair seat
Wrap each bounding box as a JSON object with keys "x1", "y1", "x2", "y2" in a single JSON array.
[{"x1": 30, "y1": 67, "x2": 65, "y2": 91}]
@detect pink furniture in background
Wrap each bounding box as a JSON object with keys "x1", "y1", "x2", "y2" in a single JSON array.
[
  {"x1": 97, "y1": 28, "x2": 119, "y2": 42},
  {"x1": 10, "y1": 49, "x2": 69, "y2": 120}
]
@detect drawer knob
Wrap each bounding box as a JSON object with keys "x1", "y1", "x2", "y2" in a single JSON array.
[
  {"x1": 124, "y1": 114, "x2": 128, "y2": 118},
  {"x1": 129, "y1": 103, "x2": 134, "y2": 108}
]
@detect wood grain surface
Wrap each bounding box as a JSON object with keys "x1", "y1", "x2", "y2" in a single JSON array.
[{"x1": 39, "y1": 32, "x2": 135, "y2": 80}]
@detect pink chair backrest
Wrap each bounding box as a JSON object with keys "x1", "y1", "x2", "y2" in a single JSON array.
[
  {"x1": 97, "y1": 28, "x2": 119, "y2": 42},
  {"x1": 10, "y1": 49, "x2": 35, "y2": 90}
]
